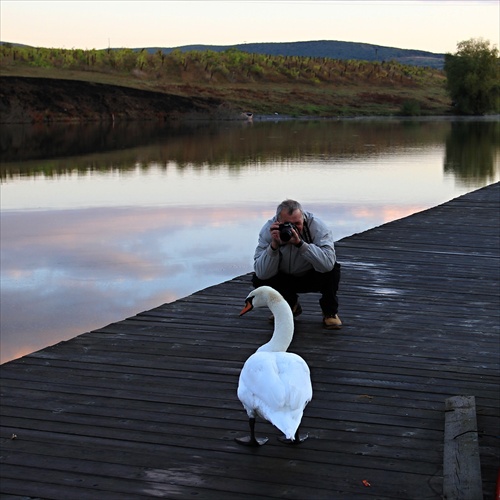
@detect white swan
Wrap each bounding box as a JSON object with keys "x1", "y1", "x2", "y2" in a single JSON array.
[{"x1": 235, "y1": 286, "x2": 313, "y2": 446}]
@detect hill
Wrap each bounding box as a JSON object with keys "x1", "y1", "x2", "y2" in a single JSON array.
[
  {"x1": 1, "y1": 40, "x2": 445, "y2": 69},
  {"x1": 0, "y1": 41, "x2": 451, "y2": 122},
  {"x1": 146, "y1": 40, "x2": 445, "y2": 69}
]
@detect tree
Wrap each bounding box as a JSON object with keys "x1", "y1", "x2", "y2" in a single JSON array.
[{"x1": 444, "y1": 38, "x2": 499, "y2": 115}]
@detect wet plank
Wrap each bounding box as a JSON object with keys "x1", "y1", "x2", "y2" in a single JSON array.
[
  {"x1": 444, "y1": 396, "x2": 483, "y2": 500},
  {"x1": 1, "y1": 182, "x2": 499, "y2": 499}
]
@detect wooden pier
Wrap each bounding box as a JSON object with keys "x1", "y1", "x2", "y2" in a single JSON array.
[{"x1": 1, "y1": 183, "x2": 499, "y2": 499}]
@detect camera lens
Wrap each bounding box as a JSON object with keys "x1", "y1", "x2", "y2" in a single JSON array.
[{"x1": 279, "y1": 223, "x2": 294, "y2": 242}]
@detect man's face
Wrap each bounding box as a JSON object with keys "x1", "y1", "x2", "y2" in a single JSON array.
[{"x1": 278, "y1": 209, "x2": 304, "y2": 234}]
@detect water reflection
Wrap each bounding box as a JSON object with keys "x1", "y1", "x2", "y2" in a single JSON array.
[
  {"x1": 3, "y1": 118, "x2": 498, "y2": 184},
  {"x1": 444, "y1": 121, "x2": 500, "y2": 183},
  {"x1": 0, "y1": 120, "x2": 192, "y2": 164},
  {"x1": 0, "y1": 205, "x2": 254, "y2": 361},
  {"x1": 1, "y1": 118, "x2": 498, "y2": 363},
  {"x1": 0, "y1": 118, "x2": 475, "y2": 177}
]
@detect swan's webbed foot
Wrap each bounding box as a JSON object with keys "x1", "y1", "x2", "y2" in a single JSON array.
[
  {"x1": 235, "y1": 435, "x2": 269, "y2": 446},
  {"x1": 235, "y1": 417, "x2": 268, "y2": 446},
  {"x1": 278, "y1": 431, "x2": 309, "y2": 445}
]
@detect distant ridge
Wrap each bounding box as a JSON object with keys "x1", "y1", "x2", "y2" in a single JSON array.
[
  {"x1": 146, "y1": 40, "x2": 445, "y2": 69},
  {"x1": 0, "y1": 40, "x2": 445, "y2": 69}
]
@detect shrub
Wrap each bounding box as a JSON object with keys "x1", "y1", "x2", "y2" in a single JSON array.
[
  {"x1": 444, "y1": 38, "x2": 499, "y2": 115},
  {"x1": 400, "y1": 99, "x2": 421, "y2": 116}
]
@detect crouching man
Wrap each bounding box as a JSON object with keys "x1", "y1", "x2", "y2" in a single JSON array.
[{"x1": 252, "y1": 199, "x2": 342, "y2": 329}]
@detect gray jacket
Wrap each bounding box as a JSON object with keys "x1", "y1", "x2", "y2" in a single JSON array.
[{"x1": 253, "y1": 211, "x2": 336, "y2": 279}]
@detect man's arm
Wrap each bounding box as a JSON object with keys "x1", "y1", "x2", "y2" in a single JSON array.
[
  {"x1": 253, "y1": 222, "x2": 281, "y2": 279},
  {"x1": 298, "y1": 219, "x2": 336, "y2": 272}
]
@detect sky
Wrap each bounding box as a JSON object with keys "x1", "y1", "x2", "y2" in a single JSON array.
[{"x1": 1, "y1": 0, "x2": 498, "y2": 54}]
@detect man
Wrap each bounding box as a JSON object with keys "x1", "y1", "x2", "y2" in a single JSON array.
[{"x1": 252, "y1": 199, "x2": 342, "y2": 329}]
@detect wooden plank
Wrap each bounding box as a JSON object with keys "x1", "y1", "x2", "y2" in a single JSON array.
[{"x1": 443, "y1": 396, "x2": 483, "y2": 500}]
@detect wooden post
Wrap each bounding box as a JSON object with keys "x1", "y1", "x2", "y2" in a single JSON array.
[{"x1": 443, "y1": 395, "x2": 483, "y2": 499}]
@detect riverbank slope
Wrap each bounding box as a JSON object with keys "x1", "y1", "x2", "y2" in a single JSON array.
[
  {"x1": 0, "y1": 76, "x2": 227, "y2": 124},
  {"x1": 0, "y1": 60, "x2": 451, "y2": 123}
]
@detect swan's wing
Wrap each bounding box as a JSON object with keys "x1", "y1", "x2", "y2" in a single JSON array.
[
  {"x1": 274, "y1": 352, "x2": 313, "y2": 408},
  {"x1": 238, "y1": 352, "x2": 312, "y2": 417},
  {"x1": 238, "y1": 352, "x2": 287, "y2": 411}
]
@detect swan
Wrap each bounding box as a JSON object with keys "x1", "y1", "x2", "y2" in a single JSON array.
[{"x1": 235, "y1": 286, "x2": 313, "y2": 446}]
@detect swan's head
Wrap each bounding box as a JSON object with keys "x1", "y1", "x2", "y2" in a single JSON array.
[{"x1": 239, "y1": 286, "x2": 283, "y2": 316}]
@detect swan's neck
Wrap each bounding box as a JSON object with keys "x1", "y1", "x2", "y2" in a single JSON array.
[{"x1": 257, "y1": 299, "x2": 294, "y2": 352}]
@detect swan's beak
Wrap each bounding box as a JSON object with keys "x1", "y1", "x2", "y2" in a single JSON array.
[{"x1": 239, "y1": 300, "x2": 253, "y2": 316}]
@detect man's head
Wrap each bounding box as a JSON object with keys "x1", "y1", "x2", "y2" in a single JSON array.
[{"x1": 276, "y1": 199, "x2": 304, "y2": 233}]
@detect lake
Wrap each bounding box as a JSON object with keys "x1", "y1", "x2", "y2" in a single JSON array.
[{"x1": 1, "y1": 117, "x2": 498, "y2": 363}]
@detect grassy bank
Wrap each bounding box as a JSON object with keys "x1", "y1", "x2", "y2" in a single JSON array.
[{"x1": 0, "y1": 46, "x2": 451, "y2": 117}]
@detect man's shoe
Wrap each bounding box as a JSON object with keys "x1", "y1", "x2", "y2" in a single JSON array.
[
  {"x1": 269, "y1": 301, "x2": 302, "y2": 323},
  {"x1": 323, "y1": 314, "x2": 342, "y2": 330}
]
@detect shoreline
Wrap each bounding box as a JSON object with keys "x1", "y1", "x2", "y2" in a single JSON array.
[
  {"x1": 252, "y1": 113, "x2": 500, "y2": 122},
  {"x1": 0, "y1": 74, "x2": 459, "y2": 124}
]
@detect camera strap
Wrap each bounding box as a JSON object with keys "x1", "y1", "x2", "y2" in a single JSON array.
[{"x1": 303, "y1": 218, "x2": 313, "y2": 244}]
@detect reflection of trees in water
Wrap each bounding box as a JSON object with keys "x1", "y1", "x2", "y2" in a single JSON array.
[
  {"x1": 444, "y1": 121, "x2": 499, "y2": 184},
  {"x1": 0, "y1": 121, "x2": 195, "y2": 164},
  {"x1": 2, "y1": 119, "x2": 497, "y2": 183}
]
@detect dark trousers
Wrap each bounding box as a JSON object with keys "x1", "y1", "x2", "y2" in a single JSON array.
[{"x1": 252, "y1": 262, "x2": 341, "y2": 316}]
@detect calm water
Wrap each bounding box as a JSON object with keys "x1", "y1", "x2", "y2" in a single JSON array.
[{"x1": 1, "y1": 117, "x2": 498, "y2": 363}]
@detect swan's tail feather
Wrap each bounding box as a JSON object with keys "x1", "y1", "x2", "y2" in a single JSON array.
[{"x1": 270, "y1": 411, "x2": 303, "y2": 440}]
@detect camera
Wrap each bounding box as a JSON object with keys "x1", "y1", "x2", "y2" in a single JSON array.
[{"x1": 278, "y1": 222, "x2": 296, "y2": 242}]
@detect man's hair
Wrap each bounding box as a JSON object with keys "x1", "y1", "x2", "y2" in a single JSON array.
[{"x1": 276, "y1": 199, "x2": 303, "y2": 218}]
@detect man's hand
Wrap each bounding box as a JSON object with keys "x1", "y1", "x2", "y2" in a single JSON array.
[
  {"x1": 269, "y1": 221, "x2": 281, "y2": 249},
  {"x1": 289, "y1": 227, "x2": 302, "y2": 246}
]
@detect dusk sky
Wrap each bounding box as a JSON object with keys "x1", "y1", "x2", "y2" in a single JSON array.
[{"x1": 1, "y1": 0, "x2": 498, "y2": 54}]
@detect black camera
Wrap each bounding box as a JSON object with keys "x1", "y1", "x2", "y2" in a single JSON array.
[{"x1": 278, "y1": 222, "x2": 296, "y2": 242}]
